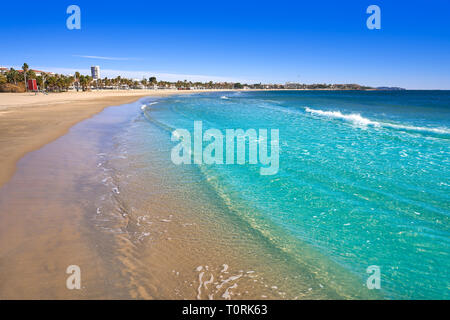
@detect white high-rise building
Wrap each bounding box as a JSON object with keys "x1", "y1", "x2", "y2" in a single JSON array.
[{"x1": 91, "y1": 66, "x2": 100, "y2": 80}]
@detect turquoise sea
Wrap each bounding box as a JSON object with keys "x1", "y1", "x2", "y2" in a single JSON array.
[{"x1": 109, "y1": 90, "x2": 449, "y2": 299}]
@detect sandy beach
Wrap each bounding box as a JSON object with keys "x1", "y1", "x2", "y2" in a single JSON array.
[
  {"x1": 0, "y1": 90, "x2": 220, "y2": 188},
  {"x1": 0, "y1": 90, "x2": 311, "y2": 299}
]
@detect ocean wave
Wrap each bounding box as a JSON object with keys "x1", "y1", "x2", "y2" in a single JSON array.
[
  {"x1": 141, "y1": 105, "x2": 177, "y2": 133},
  {"x1": 304, "y1": 107, "x2": 450, "y2": 135},
  {"x1": 141, "y1": 102, "x2": 159, "y2": 111}
]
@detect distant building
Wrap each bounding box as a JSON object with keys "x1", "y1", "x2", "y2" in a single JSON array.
[
  {"x1": 285, "y1": 82, "x2": 302, "y2": 89},
  {"x1": 25, "y1": 69, "x2": 47, "y2": 77},
  {"x1": 91, "y1": 66, "x2": 100, "y2": 80},
  {"x1": 15, "y1": 69, "x2": 53, "y2": 77}
]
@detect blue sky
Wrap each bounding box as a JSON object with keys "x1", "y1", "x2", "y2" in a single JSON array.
[{"x1": 1, "y1": 0, "x2": 449, "y2": 89}]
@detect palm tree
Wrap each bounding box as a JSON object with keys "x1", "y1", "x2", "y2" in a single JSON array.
[
  {"x1": 86, "y1": 76, "x2": 93, "y2": 90},
  {"x1": 27, "y1": 70, "x2": 36, "y2": 81},
  {"x1": 74, "y1": 71, "x2": 81, "y2": 91},
  {"x1": 22, "y1": 63, "x2": 29, "y2": 91},
  {"x1": 46, "y1": 75, "x2": 56, "y2": 92},
  {"x1": 69, "y1": 76, "x2": 75, "y2": 90},
  {"x1": 6, "y1": 68, "x2": 19, "y2": 85},
  {"x1": 57, "y1": 77, "x2": 65, "y2": 92},
  {"x1": 79, "y1": 75, "x2": 86, "y2": 91},
  {"x1": 41, "y1": 73, "x2": 48, "y2": 92}
]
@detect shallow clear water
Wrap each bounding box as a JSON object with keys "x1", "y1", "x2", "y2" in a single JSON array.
[
  {"x1": 140, "y1": 90, "x2": 450, "y2": 299},
  {"x1": 112, "y1": 90, "x2": 449, "y2": 299}
]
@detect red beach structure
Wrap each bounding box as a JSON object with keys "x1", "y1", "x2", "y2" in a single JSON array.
[{"x1": 27, "y1": 79, "x2": 37, "y2": 91}]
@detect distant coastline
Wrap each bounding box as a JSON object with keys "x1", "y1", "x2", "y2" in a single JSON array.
[
  {"x1": 0, "y1": 64, "x2": 404, "y2": 93},
  {"x1": 376, "y1": 86, "x2": 406, "y2": 91}
]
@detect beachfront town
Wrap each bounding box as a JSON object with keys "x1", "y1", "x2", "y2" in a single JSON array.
[{"x1": 0, "y1": 63, "x2": 389, "y2": 93}]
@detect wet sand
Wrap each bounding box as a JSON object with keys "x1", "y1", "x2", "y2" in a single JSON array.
[
  {"x1": 0, "y1": 94, "x2": 324, "y2": 299},
  {"x1": 0, "y1": 90, "x2": 212, "y2": 188},
  {"x1": 0, "y1": 92, "x2": 365, "y2": 299},
  {"x1": 0, "y1": 95, "x2": 303, "y2": 299},
  {"x1": 0, "y1": 91, "x2": 203, "y2": 298}
]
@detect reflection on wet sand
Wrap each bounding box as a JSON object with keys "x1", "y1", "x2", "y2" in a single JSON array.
[{"x1": 0, "y1": 99, "x2": 341, "y2": 299}]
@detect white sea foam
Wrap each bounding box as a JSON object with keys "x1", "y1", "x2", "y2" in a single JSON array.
[
  {"x1": 385, "y1": 122, "x2": 450, "y2": 135},
  {"x1": 222, "y1": 283, "x2": 237, "y2": 299},
  {"x1": 305, "y1": 107, "x2": 380, "y2": 127},
  {"x1": 141, "y1": 102, "x2": 158, "y2": 111},
  {"x1": 203, "y1": 274, "x2": 214, "y2": 289},
  {"x1": 305, "y1": 107, "x2": 450, "y2": 135},
  {"x1": 220, "y1": 96, "x2": 229, "y2": 100},
  {"x1": 216, "y1": 273, "x2": 242, "y2": 289},
  {"x1": 197, "y1": 271, "x2": 205, "y2": 299}
]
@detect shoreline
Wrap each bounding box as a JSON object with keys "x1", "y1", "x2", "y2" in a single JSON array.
[
  {"x1": 0, "y1": 93, "x2": 315, "y2": 299},
  {"x1": 0, "y1": 89, "x2": 229, "y2": 188},
  {"x1": 0, "y1": 87, "x2": 388, "y2": 193},
  {"x1": 0, "y1": 90, "x2": 395, "y2": 299}
]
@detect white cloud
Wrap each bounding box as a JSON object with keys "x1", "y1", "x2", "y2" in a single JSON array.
[{"x1": 73, "y1": 55, "x2": 139, "y2": 61}]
